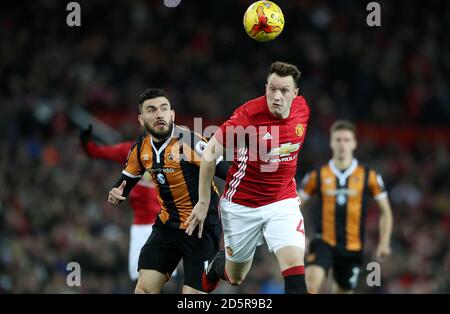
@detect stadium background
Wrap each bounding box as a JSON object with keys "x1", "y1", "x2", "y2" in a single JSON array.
[{"x1": 0, "y1": 0, "x2": 449, "y2": 293}]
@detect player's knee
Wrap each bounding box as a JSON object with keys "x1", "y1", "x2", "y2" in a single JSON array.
[
  {"x1": 225, "y1": 268, "x2": 246, "y2": 285},
  {"x1": 225, "y1": 270, "x2": 247, "y2": 286},
  {"x1": 135, "y1": 286, "x2": 159, "y2": 294},
  {"x1": 134, "y1": 282, "x2": 159, "y2": 294},
  {"x1": 276, "y1": 246, "x2": 304, "y2": 269},
  {"x1": 227, "y1": 277, "x2": 243, "y2": 286},
  {"x1": 226, "y1": 272, "x2": 247, "y2": 286},
  {"x1": 134, "y1": 284, "x2": 146, "y2": 294}
]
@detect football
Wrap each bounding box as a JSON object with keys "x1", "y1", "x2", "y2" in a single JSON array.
[{"x1": 243, "y1": 1, "x2": 284, "y2": 42}]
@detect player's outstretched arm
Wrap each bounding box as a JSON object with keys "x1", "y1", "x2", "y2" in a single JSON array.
[
  {"x1": 79, "y1": 125, "x2": 134, "y2": 164},
  {"x1": 376, "y1": 196, "x2": 393, "y2": 261},
  {"x1": 186, "y1": 135, "x2": 224, "y2": 238}
]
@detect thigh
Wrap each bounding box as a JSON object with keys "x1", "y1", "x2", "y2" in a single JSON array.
[
  {"x1": 135, "y1": 269, "x2": 167, "y2": 294},
  {"x1": 220, "y1": 198, "x2": 264, "y2": 263},
  {"x1": 306, "y1": 239, "x2": 334, "y2": 272},
  {"x1": 263, "y1": 198, "x2": 306, "y2": 254},
  {"x1": 332, "y1": 251, "x2": 363, "y2": 291},
  {"x1": 138, "y1": 224, "x2": 181, "y2": 278},
  {"x1": 180, "y1": 224, "x2": 221, "y2": 292}
]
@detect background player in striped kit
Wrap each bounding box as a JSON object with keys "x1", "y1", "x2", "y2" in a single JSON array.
[{"x1": 300, "y1": 120, "x2": 393, "y2": 293}]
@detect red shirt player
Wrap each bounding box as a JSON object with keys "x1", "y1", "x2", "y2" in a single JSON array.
[
  {"x1": 186, "y1": 62, "x2": 310, "y2": 294},
  {"x1": 80, "y1": 126, "x2": 161, "y2": 281}
]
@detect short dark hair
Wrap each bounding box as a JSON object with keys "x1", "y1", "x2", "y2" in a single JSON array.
[
  {"x1": 138, "y1": 88, "x2": 169, "y2": 112},
  {"x1": 268, "y1": 61, "x2": 301, "y2": 87},
  {"x1": 330, "y1": 120, "x2": 357, "y2": 136}
]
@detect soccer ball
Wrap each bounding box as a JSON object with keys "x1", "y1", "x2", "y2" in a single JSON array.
[{"x1": 243, "y1": 1, "x2": 284, "y2": 42}]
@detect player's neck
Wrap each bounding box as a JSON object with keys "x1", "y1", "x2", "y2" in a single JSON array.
[
  {"x1": 332, "y1": 157, "x2": 353, "y2": 171},
  {"x1": 152, "y1": 135, "x2": 171, "y2": 148},
  {"x1": 152, "y1": 137, "x2": 164, "y2": 143}
]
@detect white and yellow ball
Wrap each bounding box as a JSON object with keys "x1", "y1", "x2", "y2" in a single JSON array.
[{"x1": 243, "y1": 1, "x2": 284, "y2": 42}]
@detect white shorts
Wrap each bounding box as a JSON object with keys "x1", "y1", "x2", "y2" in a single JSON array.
[
  {"x1": 220, "y1": 197, "x2": 305, "y2": 263},
  {"x1": 129, "y1": 224, "x2": 153, "y2": 281}
]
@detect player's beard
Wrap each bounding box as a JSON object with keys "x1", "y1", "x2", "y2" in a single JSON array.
[{"x1": 145, "y1": 118, "x2": 174, "y2": 141}]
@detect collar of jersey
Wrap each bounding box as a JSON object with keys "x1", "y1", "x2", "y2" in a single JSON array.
[
  {"x1": 150, "y1": 124, "x2": 176, "y2": 163},
  {"x1": 328, "y1": 158, "x2": 358, "y2": 187}
]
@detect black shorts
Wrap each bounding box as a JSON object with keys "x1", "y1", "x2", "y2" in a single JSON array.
[
  {"x1": 306, "y1": 239, "x2": 363, "y2": 291},
  {"x1": 138, "y1": 219, "x2": 221, "y2": 292}
]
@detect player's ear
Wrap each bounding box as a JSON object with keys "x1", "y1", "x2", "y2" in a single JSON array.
[
  {"x1": 294, "y1": 87, "x2": 299, "y2": 96},
  {"x1": 171, "y1": 110, "x2": 175, "y2": 122},
  {"x1": 138, "y1": 114, "x2": 144, "y2": 127},
  {"x1": 329, "y1": 134, "x2": 334, "y2": 150}
]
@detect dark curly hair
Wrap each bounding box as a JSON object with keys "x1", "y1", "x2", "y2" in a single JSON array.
[{"x1": 138, "y1": 88, "x2": 169, "y2": 112}]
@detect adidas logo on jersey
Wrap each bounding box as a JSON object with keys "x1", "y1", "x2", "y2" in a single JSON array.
[{"x1": 262, "y1": 132, "x2": 272, "y2": 140}]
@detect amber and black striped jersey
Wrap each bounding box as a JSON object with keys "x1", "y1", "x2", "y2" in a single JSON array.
[
  {"x1": 120, "y1": 125, "x2": 229, "y2": 229},
  {"x1": 299, "y1": 159, "x2": 387, "y2": 252}
]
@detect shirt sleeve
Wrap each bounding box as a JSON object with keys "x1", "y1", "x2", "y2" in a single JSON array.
[
  {"x1": 122, "y1": 142, "x2": 145, "y2": 178},
  {"x1": 368, "y1": 169, "x2": 388, "y2": 200},
  {"x1": 215, "y1": 159, "x2": 231, "y2": 180},
  {"x1": 298, "y1": 170, "x2": 318, "y2": 200},
  {"x1": 85, "y1": 141, "x2": 134, "y2": 164}
]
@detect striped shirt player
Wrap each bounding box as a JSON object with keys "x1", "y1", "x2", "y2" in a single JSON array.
[
  {"x1": 300, "y1": 160, "x2": 387, "y2": 252},
  {"x1": 107, "y1": 88, "x2": 229, "y2": 294}
]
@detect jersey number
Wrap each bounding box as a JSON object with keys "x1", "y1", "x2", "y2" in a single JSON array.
[{"x1": 296, "y1": 219, "x2": 305, "y2": 234}]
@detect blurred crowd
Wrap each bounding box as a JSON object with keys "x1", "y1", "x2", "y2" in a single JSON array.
[{"x1": 0, "y1": 0, "x2": 449, "y2": 293}]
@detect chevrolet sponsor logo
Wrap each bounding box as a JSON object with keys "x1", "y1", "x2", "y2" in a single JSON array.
[{"x1": 268, "y1": 142, "x2": 300, "y2": 157}]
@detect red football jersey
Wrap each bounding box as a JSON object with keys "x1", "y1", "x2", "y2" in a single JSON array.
[
  {"x1": 85, "y1": 140, "x2": 160, "y2": 224},
  {"x1": 216, "y1": 95, "x2": 310, "y2": 208}
]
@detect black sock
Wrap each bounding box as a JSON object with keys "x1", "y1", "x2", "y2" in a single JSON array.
[
  {"x1": 284, "y1": 274, "x2": 307, "y2": 294},
  {"x1": 282, "y1": 266, "x2": 307, "y2": 294}
]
